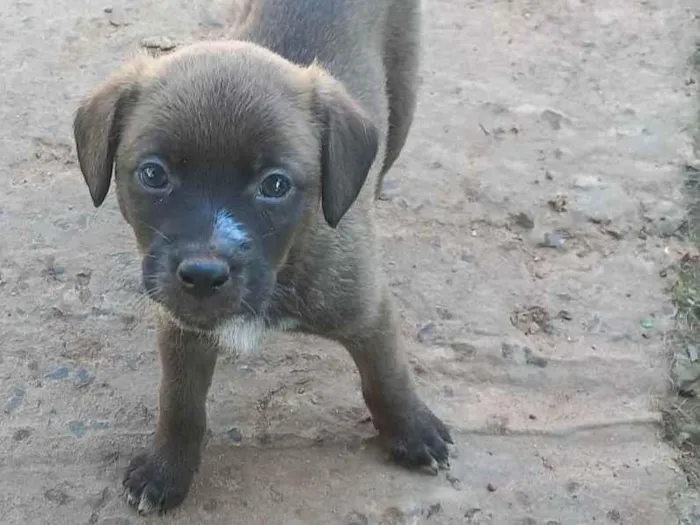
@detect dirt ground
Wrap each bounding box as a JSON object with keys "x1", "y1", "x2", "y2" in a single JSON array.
[{"x1": 2, "y1": 0, "x2": 700, "y2": 524}]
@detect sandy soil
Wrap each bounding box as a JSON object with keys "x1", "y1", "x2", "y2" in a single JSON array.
[{"x1": 1, "y1": 1, "x2": 700, "y2": 524}]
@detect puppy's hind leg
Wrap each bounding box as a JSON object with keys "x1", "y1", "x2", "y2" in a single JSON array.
[
  {"x1": 336, "y1": 289, "x2": 453, "y2": 471},
  {"x1": 375, "y1": 0, "x2": 422, "y2": 199}
]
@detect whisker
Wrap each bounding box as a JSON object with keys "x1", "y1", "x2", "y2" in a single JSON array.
[
  {"x1": 137, "y1": 220, "x2": 172, "y2": 244},
  {"x1": 240, "y1": 298, "x2": 257, "y2": 317}
]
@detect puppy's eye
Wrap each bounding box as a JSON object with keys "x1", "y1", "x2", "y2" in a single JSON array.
[
  {"x1": 259, "y1": 171, "x2": 292, "y2": 199},
  {"x1": 137, "y1": 161, "x2": 169, "y2": 189}
]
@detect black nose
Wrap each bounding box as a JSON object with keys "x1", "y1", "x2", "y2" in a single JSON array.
[{"x1": 176, "y1": 257, "x2": 230, "y2": 295}]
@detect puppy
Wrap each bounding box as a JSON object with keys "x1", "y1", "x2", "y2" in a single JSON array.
[{"x1": 73, "y1": 0, "x2": 451, "y2": 515}]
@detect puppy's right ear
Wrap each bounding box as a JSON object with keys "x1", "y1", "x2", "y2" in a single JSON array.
[{"x1": 73, "y1": 57, "x2": 149, "y2": 207}]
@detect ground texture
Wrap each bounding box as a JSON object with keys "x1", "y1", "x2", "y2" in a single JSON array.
[{"x1": 1, "y1": 1, "x2": 700, "y2": 524}]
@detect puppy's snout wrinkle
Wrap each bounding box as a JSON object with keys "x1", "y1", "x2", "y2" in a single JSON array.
[{"x1": 176, "y1": 257, "x2": 230, "y2": 296}]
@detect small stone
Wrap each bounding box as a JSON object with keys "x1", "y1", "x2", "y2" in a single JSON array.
[
  {"x1": 558, "y1": 310, "x2": 573, "y2": 321},
  {"x1": 524, "y1": 348, "x2": 549, "y2": 368},
  {"x1": 13, "y1": 428, "x2": 32, "y2": 441},
  {"x1": 487, "y1": 482, "x2": 497, "y2": 492},
  {"x1": 606, "y1": 509, "x2": 622, "y2": 522},
  {"x1": 460, "y1": 252, "x2": 475, "y2": 263},
  {"x1": 442, "y1": 385, "x2": 454, "y2": 397},
  {"x1": 68, "y1": 420, "x2": 87, "y2": 438},
  {"x1": 528, "y1": 414, "x2": 537, "y2": 420},
  {"x1": 541, "y1": 231, "x2": 565, "y2": 248},
  {"x1": 49, "y1": 307, "x2": 64, "y2": 318},
  {"x1": 436, "y1": 306, "x2": 453, "y2": 320},
  {"x1": 269, "y1": 486, "x2": 284, "y2": 502},
  {"x1": 4, "y1": 388, "x2": 25, "y2": 413},
  {"x1": 417, "y1": 322, "x2": 437, "y2": 343},
  {"x1": 640, "y1": 319, "x2": 653, "y2": 330},
  {"x1": 565, "y1": 481, "x2": 581, "y2": 494},
  {"x1": 44, "y1": 487, "x2": 72, "y2": 505},
  {"x1": 76, "y1": 269, "x2": 92, "y2": 286},
  {"x1": 226, "y1": 426, "x2": 243, "y2": 443},
  {"x1": 203, "y1": 499, "x2": 218, "y2": 512},
  {"x1": 423, "y1": 502, "x2": 442, "y2": 518},
  {"x1": 464, "y1": 508, "x2": 483, "y2": 523},
  {"x1": 511, "y1": 304, "x2": 553, "y2": 334},
  {"x1": 74, "y1": 367, "x2": 95, "y2": 388},
  {"x1": 141, "y1": 36, "x2": 178, "y2": 52},
  {"x1": 511, "y1": 212, "x2": 535, "y2": 230},
  {"x1": 501, "y1": 342, "x2": 524, "y2": 362},
  {"x1": 237, "y1": 365, "x2": 255, "y2": 378},
  {"x1": 547, "y1": 194, "x2": 568, "y2": 212},
  {"x1": 45, "y1": 366, "x2": 69, "y2": 380},
  {"x1": 541, "y1": 109, "x2": 567, "y2": 130}
]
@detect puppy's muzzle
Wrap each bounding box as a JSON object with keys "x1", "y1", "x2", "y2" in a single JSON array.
[{"x1": 176, "y1": 256, "x2": 231, "y2": 297}]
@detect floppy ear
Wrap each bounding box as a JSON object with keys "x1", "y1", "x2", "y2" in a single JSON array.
[
  {"x1": 312, "y1": 70, "x2": 379, "y2": 228},
  {"x1": 73, "y1": 57, "x2": 149, "y2": 207}
]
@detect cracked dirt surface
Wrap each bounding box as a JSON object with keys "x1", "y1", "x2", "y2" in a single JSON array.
[{"x1": 1, "y1": 1, "x2": 700, "y2": 524}]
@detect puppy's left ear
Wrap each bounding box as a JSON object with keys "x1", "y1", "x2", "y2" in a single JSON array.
[{"x1": 311, "y1": 69, "x2": 379, "y2": 228}]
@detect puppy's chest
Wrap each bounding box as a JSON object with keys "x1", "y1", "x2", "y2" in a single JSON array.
[{"x1": 213, "y1": 315, "x2": 301, "y2": 357}]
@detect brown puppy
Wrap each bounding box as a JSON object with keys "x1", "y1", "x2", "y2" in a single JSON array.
[{"x1": 73, "y1": 0, "x2": 451, "y2": 515}]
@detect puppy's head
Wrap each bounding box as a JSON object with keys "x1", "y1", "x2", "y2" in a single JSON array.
[{"x1": 73, "y1": 42, "x2": 378, "y2": 332}]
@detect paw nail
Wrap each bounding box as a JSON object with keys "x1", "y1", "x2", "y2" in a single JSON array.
[
  {"x1": 138, "y1": 495, "x2": 155, "y2": 515},
  {"x1": 426, "y1": 458, "x2": 439, "y2": 475}
]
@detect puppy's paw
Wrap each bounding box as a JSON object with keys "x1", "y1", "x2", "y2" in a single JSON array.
[
  {"x1": 123, "y1": 451, "x2": 193, "y2": 515},
  {"x1": 386, "y1": 403, "x2": 453, "y2": 474}
]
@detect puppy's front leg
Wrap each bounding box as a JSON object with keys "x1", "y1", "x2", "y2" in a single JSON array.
[
  {"x1": 123, "y1": 321, "x2": 218, "y2": 515},
  {"x1": 340, "y1": 294, "x2": 453, "y2": 471}
]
